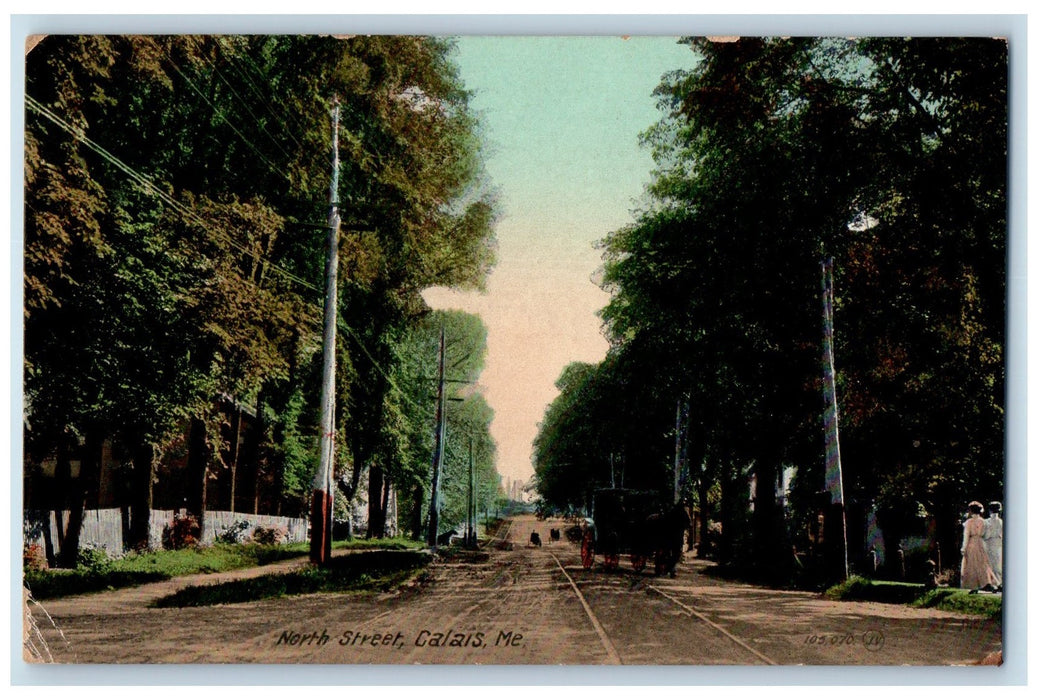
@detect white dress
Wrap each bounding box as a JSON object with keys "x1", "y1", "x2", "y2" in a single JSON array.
[{"x1": 982, "y1": 514, "x2": 1003, "y2": 587}]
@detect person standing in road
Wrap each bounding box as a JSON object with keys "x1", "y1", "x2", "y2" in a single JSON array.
[
  {"x1": 960, "y1": 501, "x2": 995, "y2": 592},
  {"x1": 983, "y1": 501, "x2": 1003, "y2": 591}
]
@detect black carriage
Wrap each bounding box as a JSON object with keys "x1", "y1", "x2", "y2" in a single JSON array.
[{"x1": 580, "y1": 488, "x2": 681, "y2": 573}]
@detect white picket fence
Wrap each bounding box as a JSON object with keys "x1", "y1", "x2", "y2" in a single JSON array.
[{"x1": 25, "y1": 508, "x2": 308, "y2": 557}]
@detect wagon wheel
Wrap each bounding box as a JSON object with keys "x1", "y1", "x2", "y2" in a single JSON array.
[
  {"x1": 604, "y1": 553, "x2": 620, "y2": 570},
  {"x1": 630, "y1": 554, "x2": 647, "y2": 572},
  {"x1": 580, "y1": 530, "x2": 595, "y2": 570}
]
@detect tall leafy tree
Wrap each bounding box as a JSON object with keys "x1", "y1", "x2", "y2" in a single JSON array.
[
  {"x1": 579, "y1": 36, "x2": 1005, "y2": 582},
  {"x1": 24, "y1": 35, "x2": 496, "y2": 561}
]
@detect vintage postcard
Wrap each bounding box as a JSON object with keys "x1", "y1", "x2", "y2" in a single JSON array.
[{"x1": 16, "y1": 21, "x2": 1016, "y2": 678}]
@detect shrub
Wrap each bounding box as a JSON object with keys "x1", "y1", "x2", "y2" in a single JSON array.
[
  {"x1": 163, "y1": 514, "x2": 201, "y2": 550},
  {"x1": 23, "y1": 543, "x2": 48, "y2": 571},
  {"x1": 216, "y1": 520, "x2": 253, "y2": 545},
  {"x1": 252, "y1": 525, "x2": 287, "y2": 545},
  {"x1": 76, "y1": 543, "x2": 114, "y2": 573}
]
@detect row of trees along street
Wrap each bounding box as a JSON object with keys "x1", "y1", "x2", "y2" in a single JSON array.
[
  {"x1": 534, "y1": 37, "x2": 1006, "y2": 588},
  {"x1": 24, "y1": 35, "x2": 500, "y2": 567}
]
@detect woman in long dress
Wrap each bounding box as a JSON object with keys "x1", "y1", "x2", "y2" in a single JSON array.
[
  {"x1": 960, "y1": 501, "x2": 995, "y2": 591},
  {"x1": 983, "y1": 501, "x2": 1003, "y2": 590}
]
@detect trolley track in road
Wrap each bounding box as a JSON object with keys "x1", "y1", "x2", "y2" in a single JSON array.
[
  {"x1": 550, "y1": 543, "x2": 777, "y2": 665},
  {"x1": 645, "y1": 581, "x2": 777, "y2": 665},
  {"x1": 550, "y1": 553, "x2": 623, "y2": 664}
]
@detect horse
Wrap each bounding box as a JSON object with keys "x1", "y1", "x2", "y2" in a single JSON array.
[{"x1": 641, "y1": 503, "x2": 691, "y2": 577}]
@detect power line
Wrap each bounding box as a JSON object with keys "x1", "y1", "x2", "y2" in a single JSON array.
[
  {"x1": 26, "y1": 94, "x2": 321, "y2": 294},
  {"x1": 162, "y1": 52, "x2": 286, "y2": 180},
  {"x1": 224, "y1": 36, "x2": 312, "y2": 149},
  {"x1": 198, "y1": 46, "x2": 300, "y2": 166},
  {"x1": 27, "y1": 94, "x2": 468, "y2": 424}
]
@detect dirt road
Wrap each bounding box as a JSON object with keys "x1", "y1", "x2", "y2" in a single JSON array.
[{"x1": 27, "y1": 515, "x2": 1001, "y2": 665}]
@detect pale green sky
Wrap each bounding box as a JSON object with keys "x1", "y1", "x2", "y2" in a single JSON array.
[{"x1": 424, "y1": 36, "x2": 698, "y2": 485}]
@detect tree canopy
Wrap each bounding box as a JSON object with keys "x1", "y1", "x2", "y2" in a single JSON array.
[
  {"x1": 534, "y1": 36, "x2": 1007, "y2": 583},
  {"x1": 24, "y1": 35, "x2": 498, "y2": 557}
]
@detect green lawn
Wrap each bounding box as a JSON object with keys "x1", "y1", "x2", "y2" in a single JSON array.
[
  {"x1": 825, "y1": 576, "x2": 1002, "y2": 619},
  {"x1": 24, "y1": 537, "x2": 426, "y2": 600},
  {"x1": 152, "y1": 550, "x2": 431, "y2": 607}
]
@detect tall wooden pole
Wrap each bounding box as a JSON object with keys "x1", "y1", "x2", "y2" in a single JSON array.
[
  {"x1": 673, "y1": 400, "x2": 683, "y2": 504},
  {"x1": 310, "y1": 98, "x2": 341, "y2": 566},
  {"x1": 427, "y1": 327, "x2": 446, "y2": 547},
  {"x1": 467, "y1": 435, "x2": 475, "y2": 547},
  {"x1": 821, "y1": 257, "x2": 849, "y2": 581}
]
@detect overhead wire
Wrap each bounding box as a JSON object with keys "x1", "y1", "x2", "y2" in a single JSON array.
[
  {"x1": 28, "y1": 95, "x2": 430, "y2": 416},
  {"x1": 197, "y1": 44, "x2": 300, "y2": 166},
  {"x1": 26, "y1": 94, "x2": 321, "y2": 295},
  {"x1": 221, "y1": 36, "x2": 311, "y2": 151},
  {"x1": 27, "y1": 46, "x2": 468, "y2": 420},
  {"x1": 161, "y1": 51, "x2": 286, "y2": 180}
]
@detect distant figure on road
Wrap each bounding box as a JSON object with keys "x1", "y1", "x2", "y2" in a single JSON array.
[
  {"x1": 549, "y1": 528, "x2": 561, "y2": 544},
  {"x1": 437, "y1": 529, "x2": 457, "y2": 547},
  {"x1": 529, "y1": 531, "x2": 542, "y2": 547},
  {"x1": 960, "y1": 501, "x2": 995, "y2": 592},
  {"x1": 984, "y1": 501, "x2": 1003, "y2": 591}
]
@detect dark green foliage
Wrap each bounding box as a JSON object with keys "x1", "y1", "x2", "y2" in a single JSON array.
[
  {"x1": 824, "y1": 576, "x2": 925, "y2": 605},
  {"x1": 537, "y1": 37, "x2": 1006, "y2": 582},
  {"x1": 24, "y1": 542, "x2": 315, "y2": 599},
  {"x1": 151, "y1": 550, "x2": 431, "y2": 607},
  {"x1": 826, "y1": 576, "x2": 1002, "y2": 619},
  {"x1": 25, "y1": 569, "x2": 170, "y2": 600},
  {"x1": 24, "y1": 35, "x2": 498, "y2": 548}
]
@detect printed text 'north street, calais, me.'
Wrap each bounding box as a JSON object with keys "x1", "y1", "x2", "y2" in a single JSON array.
[{"x1": 276, "y1": 629, "x2": 524, "y2": 649}]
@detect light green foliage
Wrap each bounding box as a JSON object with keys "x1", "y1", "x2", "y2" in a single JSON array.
[
  {"x1": 391, "y1": 310, "x2": 497, "y2": 538},
  {"x1": 24, "y1": 35, "x2": 498, "y2": 553}
]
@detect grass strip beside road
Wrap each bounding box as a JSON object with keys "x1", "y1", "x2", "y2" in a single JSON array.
[
  {"x1": 24, "y1": 537, "x2": 425, "y2": 600},
  {"x1": 826, "y1": 576, "x2": 1002, "y2": 619},
  {"x1": 151, "y1": 550, "x2": 432, "y2": 607}
]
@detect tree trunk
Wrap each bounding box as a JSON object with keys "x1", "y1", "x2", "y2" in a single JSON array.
[
  {"x1": 717, "y1": 457, "x2": 745, "y2": 568},
  {"x1": 751, "y1": 457, "x2": 787, "y2": 585},
  {"x1": 41, "y1": 511, "x2": 56, "y2": 568},
  {"x1": 410, "y1": 483, "x2": 424, "y2": 541},
  {"x1": 241, "y1": 390, "x2": 266, "y2": 514},
  {"x1": 381, "y1": 478, "x2": 392, "y2": 536},
  {"x1": 53, "y1": 433, "x2": 72, "y2": 529},
  {"x1": 367, "y1": 464, "x2": 387, "y2": 539},
  {"x1": 127, "y1": 441, "x2": 154, "y2": 551},
  {"x1": 187, "y1": 416, "x2": 210, "y2": 536},
  {"x1": 56, "y1": 430, "x2": 103, "y2": 568},
  {"x1": 227, "y1": 406, "x2": 242, "y2": 513}
]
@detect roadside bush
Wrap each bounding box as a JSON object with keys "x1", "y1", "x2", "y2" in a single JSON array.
[
  {"x1": 252, "y1": 525, "x2": 287, "y2": 545},
  {"x1": 77, "y1": 543, "x2": 115, "y2": 573},
  {"x1": 23, "y1": 543, "x2": 48, "y2": 571},
  {"x1": 216, "y1": 520, "x2": 253, "y2": 545},
  {"x1": 163, "y1": 514, "x2": 201, "y2": 550}
]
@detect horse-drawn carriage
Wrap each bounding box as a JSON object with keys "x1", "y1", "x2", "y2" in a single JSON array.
[{"x1": 580, "y1": 488, "x2": 690, "y2": 576}]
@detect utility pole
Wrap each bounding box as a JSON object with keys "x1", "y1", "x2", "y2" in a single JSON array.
[
  {"x1": 674, "y1": 399, "x2": 689, "y2": 504},
  {"x1": 674, "y1": 400, "x2": 682, "y2": 504},
  {"x1": 427, "y1": 327, "x2": 446, "y2": 547},
  {"x1": 467, "y1": 435, "x2": 475, "y2": 547},
  {"x1": 821, "y1": 257, "x2": 849, "y2": 581},
  {"x1": 310, "y1": 97, "x2": 341, "y2": 566}
]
